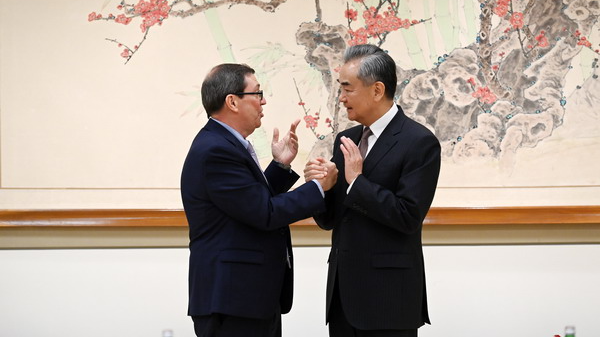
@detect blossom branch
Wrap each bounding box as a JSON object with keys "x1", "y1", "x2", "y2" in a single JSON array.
[
  {"x1": 345, "y1": 0, "x2": 429, "y2": 47},
  {"x1": 90, "y1": 0, "x2": 288, "y2": 63},
  {"x1": 170, "y1": 0, "x2": 287, "y2": 17},
  {"x1": 294, "y1": 78, "x2": 332, "y2": 140},
  {"x1": 105, "y1": 27, "x2": 151, "y2": 64},
  {"x1": 467, "y1": 77, "x2": 498, "y2": 115}
]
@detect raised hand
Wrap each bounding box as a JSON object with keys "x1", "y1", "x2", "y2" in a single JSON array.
[
  {"x1": 272, "y1": 119, "x2": 301, "y2": 166},
  {"x1": 340, "y1": 136, "x2": 363, "y2": 184}
]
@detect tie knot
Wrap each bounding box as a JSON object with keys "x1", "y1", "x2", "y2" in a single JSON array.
[
  {"x1": 247, "y1": 142, "x2": 256, "y2": 154},
  {"x1": 361, "y1": 127, "x2": 373, "y2": 141},
  {"x1": 246, "y1": 142, "x2": 261, "y2": 167}
]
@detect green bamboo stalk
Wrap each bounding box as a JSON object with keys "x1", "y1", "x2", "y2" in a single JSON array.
[
  {"x1": 423, "y1": 0, "x2": 439, "y2": 65},
  {"x1": 451, "y1": 1, "x2": 459, "y2": 47},
  {"x1": 204, "y1": 8, "x2": 236, "y2": 63},
  {"x1": 434, "y1": 0, "x2": 455, "y2": 51},
  {"x1": 397, "y1": 1, "x2": 427, "y2": 69},
  {"x1": 463, "y1": 0, "x2": 477, "y2": 41}
]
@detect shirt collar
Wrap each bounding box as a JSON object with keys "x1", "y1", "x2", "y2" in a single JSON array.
[
  {"x1": 211, "y1": 117, "x2": 249, "y2": 148},
  {"x1": 367, "y1": 104, "x2": 398, "y2": 139}
]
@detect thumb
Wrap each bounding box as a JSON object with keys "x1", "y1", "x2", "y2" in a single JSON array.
[{"x1": 272, "y1": 128, "x2": 280, "y2": 143}]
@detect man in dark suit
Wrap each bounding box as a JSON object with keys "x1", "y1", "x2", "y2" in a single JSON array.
[
  {"x1": 181, "y1": 63, "x2": 337, "y2": 337},
  {"x1": 305, "y1": 44, "x2": 441, "y2": 337}
]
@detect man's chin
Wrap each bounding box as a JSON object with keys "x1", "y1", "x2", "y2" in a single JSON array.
[{"x1": 346, "y1": 110, "x2": 356, "y2": 121}]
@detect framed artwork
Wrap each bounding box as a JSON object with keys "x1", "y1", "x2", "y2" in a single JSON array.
[{"x1": 1, "y1": 0, "x2": 599, "y2": 209}]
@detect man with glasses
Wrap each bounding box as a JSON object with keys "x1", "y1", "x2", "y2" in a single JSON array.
[{"x1": 181, "y1": 63, "x2": 337, "y2": 337}]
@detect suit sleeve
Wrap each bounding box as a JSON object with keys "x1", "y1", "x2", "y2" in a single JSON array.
[
  {"x1": 313, "y1": 134, "x2": 344, "y2": 231},
  {"x1": 203, "y1": 144, "x2": 325, "y2": 231},
  {"x1": 313, "y1": 190, "x2": 336, "y2": 230},
  {"x1": 344, "y1": 132, "x2": 441, "y2": 234},
  {"x1": 264, "y1": 160, "x2": 299, "y2": 195}
]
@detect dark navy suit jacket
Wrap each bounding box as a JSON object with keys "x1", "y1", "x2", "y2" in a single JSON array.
[
  {"x1": 181, "y1": 119, "x2": 325, "y2": 319},
  {"x1": 315, "y1": 106, "x2": 441, "y2": 330}
]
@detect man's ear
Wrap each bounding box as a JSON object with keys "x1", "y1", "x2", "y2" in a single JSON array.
[
  {"x1": 373, "y1": 81, "x2": 386, "y2": 101},
  {"x1": 224, "y1": 94, "x2": 238, "y2": 111}
]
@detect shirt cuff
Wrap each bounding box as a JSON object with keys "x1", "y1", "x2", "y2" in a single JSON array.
[
  {"x1": 311, "y1": 180, "x2": 325, "y2": 198},
  {"x1": 346, "y1": 177, "x2": 358, "y2": 194}
]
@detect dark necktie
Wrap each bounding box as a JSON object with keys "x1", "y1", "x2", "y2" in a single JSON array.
[{"x1": 358, "y1": 127, "x2": 372, "y2": 158}]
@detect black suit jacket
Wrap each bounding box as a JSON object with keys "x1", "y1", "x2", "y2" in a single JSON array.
[
  {"x1": 314, "y1": 106, "x2": 441, "y2": 330},
  {"x1": 181, "y1": 119, "x2": 325, "y2": 319}
]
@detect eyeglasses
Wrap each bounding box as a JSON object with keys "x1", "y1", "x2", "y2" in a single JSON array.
[{"x1": 233, "y1": 90, "x2": 264, "y2": 100}]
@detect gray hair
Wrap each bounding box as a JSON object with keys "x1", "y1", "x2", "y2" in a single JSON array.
[{"x1": 343, "y1": 44, "x2": 397, "y2": 99}]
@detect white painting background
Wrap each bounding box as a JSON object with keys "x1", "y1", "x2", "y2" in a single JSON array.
[{"x1": 1, "y1": 0, "x2": 599, "y2": 209}]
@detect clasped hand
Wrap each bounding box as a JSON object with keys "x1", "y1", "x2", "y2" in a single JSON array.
[{"x1": 303, "y1": 158, "x2": 338, "y2": 191}]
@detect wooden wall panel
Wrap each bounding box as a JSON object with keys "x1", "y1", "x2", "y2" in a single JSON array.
[
  {"x1": 1, "y1": 207, "x2": 599, "y2": 248},
  {"x1": 2, "y1": 207, "x2": 600, "y2": 227}
]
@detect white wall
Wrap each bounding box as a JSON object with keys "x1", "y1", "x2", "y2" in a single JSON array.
[{"x1": 1, "y1": 245, "x2": 599, "y2": 337}]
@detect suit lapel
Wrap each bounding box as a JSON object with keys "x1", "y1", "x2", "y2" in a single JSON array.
[
  {"x1": 205, "y1": 120, "x2": 274, "y2": 194},
  {"x1": 362, "y1": 108, "x2": 406, "y2": 177}
]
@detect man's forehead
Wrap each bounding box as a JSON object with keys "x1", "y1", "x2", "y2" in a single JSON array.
[
  {"x1": 338, "y1": 63, "x2": 359, "y2": 85},
  {"x1": 244, "y1": 74, "x2": 260, "y2": 87}
]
